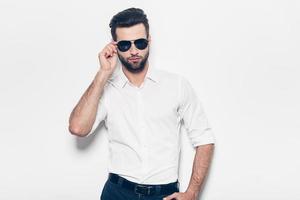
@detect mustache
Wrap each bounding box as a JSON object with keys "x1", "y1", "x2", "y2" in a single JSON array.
[{"x1": 128, "y1": 56, "x2": 142, "y2": 59}]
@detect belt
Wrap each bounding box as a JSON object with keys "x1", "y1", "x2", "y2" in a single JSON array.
[{"x1": 108, "y1": 173, "x2": 179, "y2": 196}]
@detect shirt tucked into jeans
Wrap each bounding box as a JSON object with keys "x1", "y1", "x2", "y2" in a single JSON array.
[{"x1": 88, "y1": 65, "x2": 215, "y2": 184}]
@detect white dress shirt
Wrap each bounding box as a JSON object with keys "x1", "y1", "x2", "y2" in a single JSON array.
[{"x1": 88, "y1": 65, "x2": 215, "y2": 184}]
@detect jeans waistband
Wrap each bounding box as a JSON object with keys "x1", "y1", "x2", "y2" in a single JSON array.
[{"x1": 108, "y1": 173, "x2": 179, "y2": 196}]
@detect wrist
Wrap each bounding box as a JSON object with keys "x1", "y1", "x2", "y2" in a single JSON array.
[
  {"x1": 94, "y1": 70, "x2": 111, "y2": 85},
  {"x1": 186, "y1": 188, "x2": 199, "y2": 198},
  {"x1": 98, "y1": 69, "x2": 112, "y2": 79}
]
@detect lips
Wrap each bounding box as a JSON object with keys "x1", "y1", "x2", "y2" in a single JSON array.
[{"x1": 128, "y1": 57, "x2": 141, "y2": 62}]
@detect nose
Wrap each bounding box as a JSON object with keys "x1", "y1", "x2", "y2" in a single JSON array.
[{"x1": 129, "y1": 42, "x2": 139, "y2": 55}]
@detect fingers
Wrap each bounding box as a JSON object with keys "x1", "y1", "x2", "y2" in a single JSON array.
[
  {"x1": 99, "y1": 42, "x2": 117, "y2": 58},
  {"x1": 107, "y1": 45, "x2": 117, "y2": 55},
  {"x1": 106, "y1": 44, "x2": 117, "y2": 57},
  {"x1": 163, "y1": 192, "x2": 179, "y2": 200},
  {"x1": 109, "y1": 41, "x2": 118, "y2": 53}
]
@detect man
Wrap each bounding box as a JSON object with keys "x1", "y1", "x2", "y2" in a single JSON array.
[{"x1": 69, "y1": 7, "x2": 215, "y2": 200}]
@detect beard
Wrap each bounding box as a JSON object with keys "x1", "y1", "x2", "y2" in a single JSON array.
[{"x1": 117, "y1": 50, "x2": 149, "y2": 74}]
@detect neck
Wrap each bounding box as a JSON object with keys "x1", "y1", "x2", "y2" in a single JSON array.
[{"x1": 122, "y1": 61, "x2": 149, "y2": 87}]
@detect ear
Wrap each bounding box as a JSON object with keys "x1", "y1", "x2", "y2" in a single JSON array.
[{"x1": 148, "y1": 34, "x2": 152, "y2": 45}]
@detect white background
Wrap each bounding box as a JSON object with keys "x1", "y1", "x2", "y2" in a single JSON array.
[{"x1": 0, "y1": 0, "x2": 299, "y2": 199}]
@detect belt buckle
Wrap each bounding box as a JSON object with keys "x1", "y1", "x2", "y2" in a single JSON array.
[{"x1": 134, "y1": 184, "x2": 153, "y2": 195}]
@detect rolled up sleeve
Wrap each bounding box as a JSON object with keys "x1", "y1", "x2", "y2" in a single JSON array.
[{"x1": 178, "y1": 76, "x2": 215, "y2": 147}]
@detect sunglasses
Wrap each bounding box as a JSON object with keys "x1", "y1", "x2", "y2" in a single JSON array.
[{"x1": 116, "y1": 38, "x2": 149, "y2": 52}]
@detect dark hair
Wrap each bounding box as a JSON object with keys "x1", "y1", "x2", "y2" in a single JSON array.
[{"x1": 109, "y1": 8, "x2": 149, "y2": 41}]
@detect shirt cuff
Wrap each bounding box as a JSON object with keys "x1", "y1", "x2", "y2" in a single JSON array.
[{"x1": 188, "y1": 128, "x2": 216, "y2": 147}]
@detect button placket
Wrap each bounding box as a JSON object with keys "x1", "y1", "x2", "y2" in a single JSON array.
[{"x1": 137, "y1": 88, "x2": 148, "y2": 175}]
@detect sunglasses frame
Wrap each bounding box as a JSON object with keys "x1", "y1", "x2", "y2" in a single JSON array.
[{"x1": 116, "y1": 38, "x2": 149, "y2": 52}]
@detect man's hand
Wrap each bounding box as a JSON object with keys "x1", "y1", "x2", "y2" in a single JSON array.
[
  {"x1": 163, "y1": 190, "x2": 198, "y2": 200},
  {"x1": 98, "y1": 41, "x2": 118, "y2": 75}
]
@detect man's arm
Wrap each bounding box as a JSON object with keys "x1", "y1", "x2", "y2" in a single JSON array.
[
  {"x1": 185, "y1": 143, "x2": 215, "y2": 199},
  {"x1": 164, "y1": 77, "x2": 216, "y2": 200},
  {"x1": 164, "y1": 143, "x2": 215, "y2": 200},
  {"x1": 68, "y1": 71, "x2": 110, "y2": 137},
  {"x1": 68, "y1": 41, "x2": 118, "y2": 137}
]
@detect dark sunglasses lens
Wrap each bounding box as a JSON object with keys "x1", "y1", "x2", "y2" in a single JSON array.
[
  {"x1": 134, "y1": 39, "x2": 148, "y2": 50},
  {"x1": 117, "y1": 41, "x2": 131, "y2": 52}
]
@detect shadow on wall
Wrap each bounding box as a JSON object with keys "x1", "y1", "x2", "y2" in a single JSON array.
[{"x1": 75, "y1": 121, "x2": 106, "y2": 150}]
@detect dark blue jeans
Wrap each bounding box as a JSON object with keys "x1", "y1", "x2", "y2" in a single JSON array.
[{"x1": 100, "y1": 179, "x2": 179, "y2": 200}]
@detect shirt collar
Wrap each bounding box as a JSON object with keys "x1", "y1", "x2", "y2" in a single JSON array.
[{"x1": 109, "y1": 65, "x2": 159, "y2": 88}]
